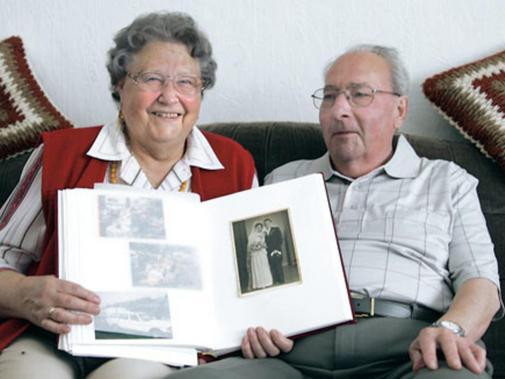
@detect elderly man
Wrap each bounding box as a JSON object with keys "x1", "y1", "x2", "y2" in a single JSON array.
[{"x1": 170, "y1": 45, "x2": 502, "y2": 379}]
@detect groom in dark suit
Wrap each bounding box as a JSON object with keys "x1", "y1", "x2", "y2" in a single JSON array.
[{"x1": 264, "y1": 218, "x2": 284, "y2": 284}]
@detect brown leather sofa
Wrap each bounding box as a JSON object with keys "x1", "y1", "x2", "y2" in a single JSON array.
[{"x1": 1, "y1": 122, "x2": 504, "y2": 377}]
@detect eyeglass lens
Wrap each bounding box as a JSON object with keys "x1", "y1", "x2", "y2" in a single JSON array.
[
  {"x1": 312, "y1": 85, "x2": 375, "y2": 109},
  {"x1": 132, "y1": 72, "x2": 202, "y2": 96}
]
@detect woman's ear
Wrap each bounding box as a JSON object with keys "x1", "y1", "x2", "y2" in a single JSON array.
[{"x1": 116, "y1": 76, "x2": 128, "y2": 99}]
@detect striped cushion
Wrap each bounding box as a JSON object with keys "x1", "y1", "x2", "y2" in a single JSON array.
[
  {"x1": 423, "y1": 49, "x2": 505, "y2": 172},
  {"x1": 0, "y1": 36, "x2": 73, "y2": 159}
]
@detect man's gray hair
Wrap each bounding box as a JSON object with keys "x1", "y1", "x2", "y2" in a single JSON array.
[{"x1": 326, "y1": 44, "x2": 409, "y2": 95}]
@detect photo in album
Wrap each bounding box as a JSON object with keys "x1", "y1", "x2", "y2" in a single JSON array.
[
  {"x1": 231, "y1": 209, "x2": 300, "y2": 295},
  {"x1": 94, "y1": 290, "x2": 172, "y2": 340},
  {"x1": 98, "y1": 195, "x2": 166, "y2": 239},
  {"x1": 129, "y1": 242, "x2": 202, "y2": 289}
]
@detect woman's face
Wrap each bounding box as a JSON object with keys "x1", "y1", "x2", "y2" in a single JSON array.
[
  {"x1": 117, "y1": 40, "x2": 202, "y2": 154},
  {"x1": 255, "y1": 224, "x2": 263, "y2": 232}
]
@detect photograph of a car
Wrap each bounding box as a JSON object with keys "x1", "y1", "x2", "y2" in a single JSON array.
[
  {"x1": 98, "y1": 307, "x2": 172, "y2": 338},
  {"x1": 94, "y1": 291, "x2": 172, "y2": 340}
]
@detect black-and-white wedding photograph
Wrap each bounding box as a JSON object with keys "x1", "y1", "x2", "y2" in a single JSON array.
[
  {"x1": 130, "y1": 242, "x2": 202, "y2": 289},
  {"x1": 94, "y1": 291, "x2": 172, "y2": 339},
  {"x1": 231, "y1": 209, "x2": 300, "y2": 295},
  {"x1": 98, "y1": 195, "x2": 165, "y2": 239}
]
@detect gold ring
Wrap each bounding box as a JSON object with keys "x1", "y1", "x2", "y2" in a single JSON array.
[{"x1": 48, "y1": 307, "x2": 56, "y2": 318}]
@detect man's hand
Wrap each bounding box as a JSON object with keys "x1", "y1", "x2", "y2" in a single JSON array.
[
  {"x1": 409, "y1": 326, "x2": 486, "y2": 374},
  {"x1": 17, "y1": 275, "x2": 101, "y2": 335},
  {"x1": 241, "y1": 327, "x2": 294, "y2": 359}
]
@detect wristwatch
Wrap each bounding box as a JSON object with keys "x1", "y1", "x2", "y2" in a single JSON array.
[{"x1": 431, "y1": 320, "x2": 466, "y2": 337}]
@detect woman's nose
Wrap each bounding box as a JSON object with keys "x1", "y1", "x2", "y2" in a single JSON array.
[{"x1": 158, "y1": 81, "x2": 179, "y2": 103}]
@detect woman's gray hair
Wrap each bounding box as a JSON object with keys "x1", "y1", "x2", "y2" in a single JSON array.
[
  {"x1": 107, "y1": 11, "x2": 217, "y2": 104},
  {"x1": 326, "y1": 44, "x2": 409, "y2": 95}
]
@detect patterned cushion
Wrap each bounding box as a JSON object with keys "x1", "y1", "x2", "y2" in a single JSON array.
[
  {"x1": 423, "y1": 49, "x2": 505, "y2": 172},
  {"x1": 0, "y1": 36, "x2": 73, "y2": 159}
]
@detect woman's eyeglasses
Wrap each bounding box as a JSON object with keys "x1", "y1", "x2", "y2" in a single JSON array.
[{"x1": 128, "y1": 72, "x2": 204, "y2": 97}]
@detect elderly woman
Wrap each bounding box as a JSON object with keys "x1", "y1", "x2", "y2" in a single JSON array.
[{"x1": 0, "y1": 12, "x2": 256, "y2": 378}]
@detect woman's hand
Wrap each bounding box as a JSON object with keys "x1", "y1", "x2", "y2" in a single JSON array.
[
  {"x1": 241, "y1": 327, "x2": 294, "y2": 359},
  {"x1": 16, "y1": 274, "x2": 101, "y2": 335}
]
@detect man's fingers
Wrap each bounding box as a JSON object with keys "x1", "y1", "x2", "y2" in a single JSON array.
[
  {"x1": 247, "y1": 327, "x2": 267, "y2": 358},
  {"x1": 438, "y1": 334, "x2": 461, "y2": 370},
  {"x1": 408, "y1": 342, "x2": 425, "y2": 371},
  {"x1": 256, "y1": 327, "x2": 280, "y2": 356},
  {"x1": 241, "y1": 333, "x2": 254, "y2": 359},
  {"x1": 270, "y1": 329, "x2": 293, "y2": 353},
  {"x1": 458, "y1": 345, "x2": 480, "y2": 374},
  {"x1": 417, "y1": 334, "x2": 439, "y2": 370},
  {"x1": 459, "y1": 344, "x2": 486, "y2": 374},
  {"x1": 410, "y1": 328, "x2": 443, "y2": 371},
  {"x1": 241, "y1": 327, "x2": 293, "y2": 359},
  {"x1": 470, "y1": 344, "x2": 487, "y2": 373},
  {"x1": 411, "y1": 328, "x2": 488, "y2": 375}
]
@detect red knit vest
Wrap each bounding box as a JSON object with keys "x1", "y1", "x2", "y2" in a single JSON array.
[{"x1": 0, "y1": 126, "x2": 255, "y2": 350}]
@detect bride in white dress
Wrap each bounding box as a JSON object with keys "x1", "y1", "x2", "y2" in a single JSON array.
[{"x1": 247, "y1": 222, "x2": 273, "y2": 290}]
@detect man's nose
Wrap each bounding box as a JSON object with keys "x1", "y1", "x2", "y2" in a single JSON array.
[{"x1": 330, "y1": 91, "x2": 352, "y2": 118}]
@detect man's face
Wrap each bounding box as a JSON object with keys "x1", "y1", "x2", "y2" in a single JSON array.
[{"x1": 319, "y1": 51, "x2": 407, "y2": 175}]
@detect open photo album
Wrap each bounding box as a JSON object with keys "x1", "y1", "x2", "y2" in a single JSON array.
[{"x1": 57, "y1": 173, "x2": 353, "y2": 366}]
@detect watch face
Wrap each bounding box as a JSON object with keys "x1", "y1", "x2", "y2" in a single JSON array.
[{"x1": 436, "y1": 320, "x2": 465, "y2": 337}]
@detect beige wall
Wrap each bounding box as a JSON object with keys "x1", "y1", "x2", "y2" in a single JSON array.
[{"x1": 2, "y1": 0, "x2": 505, "y2": 140}]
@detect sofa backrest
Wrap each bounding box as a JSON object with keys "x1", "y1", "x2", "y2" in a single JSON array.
[
  {"x1": 0, "y1": 151, "x2": 32, "y2": 206},
  {"x1": 202, "y1": 122, "x2": 327, "y2": 184}
]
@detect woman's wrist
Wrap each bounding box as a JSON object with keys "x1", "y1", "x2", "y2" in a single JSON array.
[{"x1": 0, "y1": 270, "x2": 26, "y2": 318}]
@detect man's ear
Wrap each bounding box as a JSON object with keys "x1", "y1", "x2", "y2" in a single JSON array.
[{"x1": 394, "y1": 96, "x2": 409, "y2": 130}]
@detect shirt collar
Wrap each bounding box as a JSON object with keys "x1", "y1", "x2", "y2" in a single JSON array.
[
  {"x1": 87, "y1": 119, "x2": 224, "y2": 171},
  {"x1": 184, "y1": 126, "x2": 224, "y2": 170},
  {"x1": 311, "y1": 134, "x2": 421, "y2": 182},
  {"x1": 87, "y1": 119, "x2": 129, "y2": 161},
  {"x1": 383, "y1": 134, "x2": 421, "y2": 178},
  {"x1": 296, "y1": 152, "x2": 336, "y2": 181}
]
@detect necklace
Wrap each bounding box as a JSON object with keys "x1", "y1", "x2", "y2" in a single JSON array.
[{"x1": 109, "y1": 161, "x2": 187, "y2": 192}]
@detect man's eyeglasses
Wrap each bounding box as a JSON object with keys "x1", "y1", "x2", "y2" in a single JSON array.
[
  {"x1": 127, "y1": 72, "x2": 204, "y2": 97},
  {"x1": 311, "y1": 84, "x2": 401, "y2": 109}
]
